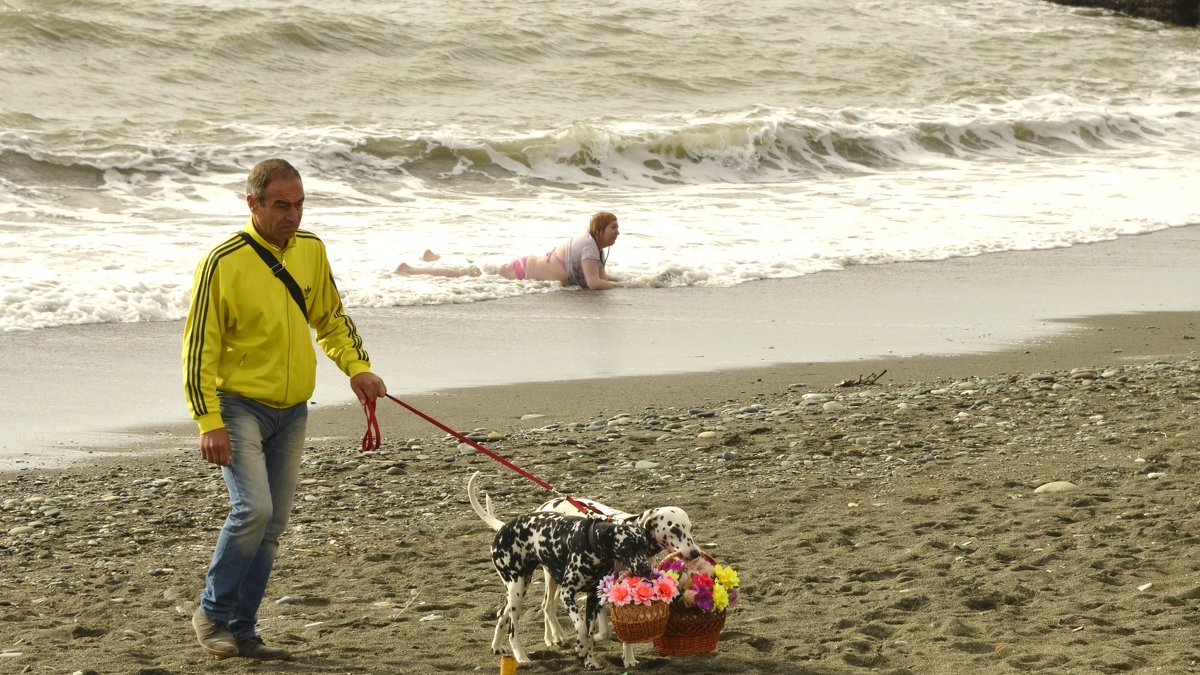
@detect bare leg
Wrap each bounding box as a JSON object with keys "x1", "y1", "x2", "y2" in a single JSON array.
[
  {"x1": 421, "y1": 249, "x2": 440, "y2": 262},
  {"x1": 394, "y1": 263, "x2": 471, "y2": 277}
]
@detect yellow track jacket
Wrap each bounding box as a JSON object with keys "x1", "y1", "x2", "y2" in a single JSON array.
[{"x1": 182, "y1": 220, "x2": 372, "y2": 433}]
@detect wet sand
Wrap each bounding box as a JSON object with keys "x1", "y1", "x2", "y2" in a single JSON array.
[{"x1": 2, "y1": 225, "x2": 1199, "y2": 470}]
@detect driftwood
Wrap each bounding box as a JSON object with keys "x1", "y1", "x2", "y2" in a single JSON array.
[{"x1": 836, "y1": 370, "x2": 887, "y2": 387}]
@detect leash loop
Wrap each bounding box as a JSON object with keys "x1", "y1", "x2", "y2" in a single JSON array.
[{"x1": 361, "y1": 399, "x2": 381, "y2": 451}]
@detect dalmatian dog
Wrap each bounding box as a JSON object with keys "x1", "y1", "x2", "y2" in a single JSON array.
[
  {"x1": 536, "y1": 494, "x2": 703, "y2": 664},
  {"x1": 468, "y1": 471, "x2": 703, "y2": 668},
  {"x1": 489, "y1": 510, "x2": 651, "y2": 669}
]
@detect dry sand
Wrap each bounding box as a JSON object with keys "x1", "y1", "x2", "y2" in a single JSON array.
[{"x1": 2, "y1": 311, "x2": 1199, "y2": 674}]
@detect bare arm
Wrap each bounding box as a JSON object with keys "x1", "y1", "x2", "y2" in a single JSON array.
[{"x1": 581, "y1": 258, "x2": 617, "y2": 290}]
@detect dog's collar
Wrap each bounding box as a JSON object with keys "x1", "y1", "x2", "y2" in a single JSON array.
[{"x1": 585, "y1": 519, "x2": 602, "y2": 550}]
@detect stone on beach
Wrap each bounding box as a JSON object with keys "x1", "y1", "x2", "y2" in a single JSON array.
[
  {"x1": 1033, "y1": 481, "x2": 1079, "y2": 494},
  {"x1": 1, "y1": 353, "x2": 1198, "y2": 673}
]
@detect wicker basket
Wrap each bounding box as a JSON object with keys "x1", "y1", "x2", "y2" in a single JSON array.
[
  {"x1": 653, "y1": 605, "x2": 727, "y2": 655},
  {"x1": 609, "y1": 602, "x2": 671, "y2": 643}
]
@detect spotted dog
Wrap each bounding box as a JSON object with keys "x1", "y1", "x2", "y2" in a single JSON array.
[
  {"x1": 489, "y1": 511, "x2": 651, "y2": 669},
  {"x1": 536, "y1": 495, "x2": 703, "y2": 666},
  {"x1": 468, "y1": 471, "x2": 703, "y2": 668}
]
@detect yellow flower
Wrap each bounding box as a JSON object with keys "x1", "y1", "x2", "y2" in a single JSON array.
[
  {"x1": 712, "y1": 583, "x2": 730, "y2": 612},
  {"x1": 714, "y1": 564, "x2": 740, "y2": 589}
]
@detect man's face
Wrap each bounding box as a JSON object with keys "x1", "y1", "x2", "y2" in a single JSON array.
[{"x1": 248, "y1": 176, "x2": 304, "y2": 249}]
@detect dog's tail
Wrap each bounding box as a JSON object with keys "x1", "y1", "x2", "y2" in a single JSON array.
[{"x1": 467, "y1": 471, "x2": 505, "y2": 531}]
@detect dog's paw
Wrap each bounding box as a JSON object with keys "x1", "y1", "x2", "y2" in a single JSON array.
[{"x1": 582, "y1": 654, "x2": 602, "y2": 670}]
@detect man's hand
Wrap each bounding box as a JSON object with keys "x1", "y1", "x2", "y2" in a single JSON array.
[
  {"x1": 351, "y1": 372, "x2": 387, "y2": 405},
  {"x1": 199, "y1": 428, "x2": 232, "y2": 467}
]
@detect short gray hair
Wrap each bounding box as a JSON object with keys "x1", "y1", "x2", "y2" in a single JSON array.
[{"x1": 246, "y1": 159, "x2": 301, "y2": 204}]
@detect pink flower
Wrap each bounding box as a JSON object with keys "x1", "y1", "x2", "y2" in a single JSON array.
[
  {"x1": 653, "y1": 576, "x2": 678, "y2": 601},
  {"x1": 632, "y1": 582, "x2": 657, "y2": 606},
  {"x1": 606, "y1": 583, "x2": 633, "y2": 607},
  {"x1": 682, "y1": 587, "x2": 699, "y2": 607},
  {"x1": 598, "y1": 569, "x2": 680, "y2": 607}
]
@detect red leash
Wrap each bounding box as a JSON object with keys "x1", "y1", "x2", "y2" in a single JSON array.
[{"x1": 362, "y1": 394, "x2": 604, "y2": 517}]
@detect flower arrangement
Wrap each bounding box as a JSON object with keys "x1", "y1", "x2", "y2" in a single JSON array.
[
  {"x1": 598, "y1": 569, "x2": 680, "y2": 643},
  {"x1": 658, "y1": 555, "x2": 741, "y2": 614},
  {"x1": 598, "y1": 569, "x2": 680, "y2": 607}
]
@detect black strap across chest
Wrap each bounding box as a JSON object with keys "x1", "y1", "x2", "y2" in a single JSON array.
[{"x1": 237, "y1": 231, "x2": 309, "y2": 322}]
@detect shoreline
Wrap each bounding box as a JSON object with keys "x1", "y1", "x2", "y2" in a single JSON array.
[{"x1": 1, "y1": 224, "x2": 1198, "y2": 470}]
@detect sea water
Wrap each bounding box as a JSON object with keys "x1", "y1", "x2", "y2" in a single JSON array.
[{"x1": 2, "y1": 0, "x2": 1199, "y2": 332}]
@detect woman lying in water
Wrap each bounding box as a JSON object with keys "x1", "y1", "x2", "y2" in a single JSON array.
[{"x1": 394, "y1": 211, "x2": 621, "y2": 290}]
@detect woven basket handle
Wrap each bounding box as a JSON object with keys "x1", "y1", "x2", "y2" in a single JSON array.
[{"x1": 660, "y1": 550, "x2": 717, "y2": 568}]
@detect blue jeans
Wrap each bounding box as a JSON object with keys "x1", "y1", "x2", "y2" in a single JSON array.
[{"x1": 200, "y1": 392, "x2": 307, "y2": 642}]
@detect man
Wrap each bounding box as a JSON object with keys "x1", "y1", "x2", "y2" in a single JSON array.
[{"x1": 181, "y1": 158, "x2": 387, "y2": 660}]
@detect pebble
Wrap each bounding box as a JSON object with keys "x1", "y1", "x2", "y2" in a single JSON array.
[
  {"x1": 2, "y1": 357, "x2": 1200, "y2": 619},
  {"x1": 1, "y1": 355, "x2": 1197, "y2": 673},
  {"x1": 1034, "y1": 481, "x2": 1079, "y2": 494}
]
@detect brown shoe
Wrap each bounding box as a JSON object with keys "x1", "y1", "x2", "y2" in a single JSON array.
[
  {"x1": 192, "y1": 606, "x2": 237, "y2": 658},
  {"x1": 237, "y1": 636, "x2": 291, "y2": 661}
]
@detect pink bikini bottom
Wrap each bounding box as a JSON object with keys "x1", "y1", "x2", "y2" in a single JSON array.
[{"x1": 511, "y1": 257, "x2": 526, "y2": 280}]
